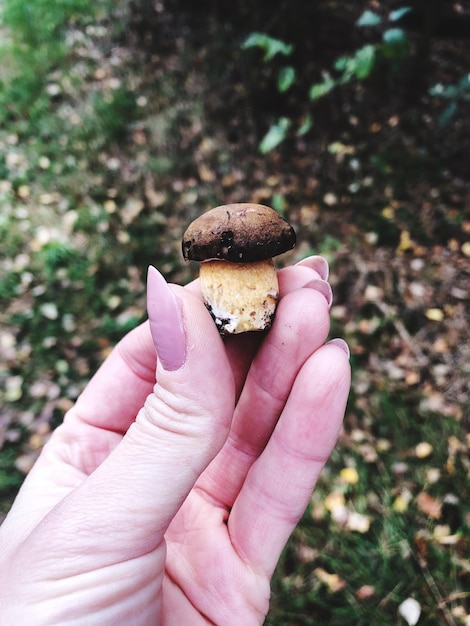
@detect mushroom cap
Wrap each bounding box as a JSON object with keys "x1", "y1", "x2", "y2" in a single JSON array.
[{"x1": 182, "y1": 203, "x2": 296, "y2": 263}]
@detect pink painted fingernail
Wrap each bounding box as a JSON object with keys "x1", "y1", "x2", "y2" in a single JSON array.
[
  {"x1": 304, "y1": 278, "x2": 333, "y2": 309},
  {"x1": 327, "y1": 338, "x2": 350, "y2": 359},
  {"x1": 296, "y1": 255, "x2": 329, "y2": 280},
  {"x1": 147, "y1": 266, "x2": 186, "y2": 371}
]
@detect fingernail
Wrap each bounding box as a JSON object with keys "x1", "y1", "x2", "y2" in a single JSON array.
[
  {"x1": 296, "y1": 255, "x2": 329, "y2": 281},
  {"x1": 327, "y1": 338, "x2": 350, "y2": 359},
  {"x1": 304, "y1": 278, "x2": 333, "y2": 309},
  {"x1": 147, "y1": 266, "x2": 186, "y2": 371}
]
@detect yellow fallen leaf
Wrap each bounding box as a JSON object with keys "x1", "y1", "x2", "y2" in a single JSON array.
[
  {"x1": 340, "y1": 467, "x2": 359, "y2": 485},
  {"x1": 381, "y1": 205, "x2": 394, "y2": 219},
  {"x1": 425, "y1": 308, "x2": 444, "y2": 321},
  {"x1": 104, "y1": 199, "x2": 117, "y2": 214},
  {"x1": 314, "y1": 568, "x2": 346, "y2": 592},
  {"x1": 17, "y1": 184, "x2": 30, "y2": 198},
  {"x1": 433, "y1": 524, "x2": 453, "y2": 544},
  {"x1": 198, "y1": 163, "x2": 216, "y2": 182},
  {"x1": 461, "y1": 241, "x2": 470, "y2": 257},
  {"x1": 393, "y1": 495, "x2": 409, "y2": 513},
  {"x1": 325, "y1": 491, "x2": 345, "y2": 512},
  {"x1": 415, "y1": 442, "x2": 433, "y2": 458},
  {"x1": 397, "y1": 230, "x2": 414, "y2": 253}
]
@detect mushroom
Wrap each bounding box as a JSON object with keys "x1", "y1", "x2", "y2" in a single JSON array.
[{"x1": 182, "y1": 203, "x2": 296, "y2": 334}]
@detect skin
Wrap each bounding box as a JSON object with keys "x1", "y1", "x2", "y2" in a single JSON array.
[{"x1": 0, "y1": 257, "x2": 350, "y2": 625}]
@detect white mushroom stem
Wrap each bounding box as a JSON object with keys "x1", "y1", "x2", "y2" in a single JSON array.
[{"x1": 199, "y1": 259, "x2": 279, "y2": 334}]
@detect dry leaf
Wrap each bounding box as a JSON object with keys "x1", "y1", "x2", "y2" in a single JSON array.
[
  {"x1": 346, "y1": 511, "x2": 371, "y2": 533},
  {"x1": 340, "y1": 467, "x2": 359, "y2": 484},
  {"x1": 425, "y1": 308, "x2": 444, "y2": 321},
  {"x1": 416, "y1": 492, "x2": 441, "y2": 519},
  {"x1": 415, "y1": 442, "x2": 433, "y2": 459},
  {"x1": 314, "y1": 568, "x2": 346, "y2": 592},
  {"x1": 356, "y1": 585, "x2": 376, "y2": 600}
]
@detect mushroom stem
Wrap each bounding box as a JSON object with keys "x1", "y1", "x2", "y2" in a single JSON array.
[{"x1": 199, "y1": 259, "x2": 279, "y2": 334}]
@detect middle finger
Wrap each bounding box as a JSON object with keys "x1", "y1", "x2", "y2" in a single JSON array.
[{"x1": 195, "y1": 284, "x2": 331, "y2": 508}]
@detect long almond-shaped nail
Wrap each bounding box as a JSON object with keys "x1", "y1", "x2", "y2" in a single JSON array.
[
  {"x1": 147, "y1": 266, "x2": 186, "y2": 371},
  {"x1": 304, "y1": 278, "x2": 333, "y2": 309},
  {"x1": 296, "y1": 255, "x2": 329, "y2": 280}
]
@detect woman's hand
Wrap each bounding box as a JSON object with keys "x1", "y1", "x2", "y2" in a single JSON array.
[{"x1": 0, "y1": 256, "x2": 350, "y2": 625}]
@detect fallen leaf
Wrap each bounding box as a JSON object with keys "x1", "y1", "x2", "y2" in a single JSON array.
[
  {"x1": 417, "y1": 492, "x2": 441, "y2": 519},
  {"x1": 314, "y1": 568, "x2": 346, "y2": 592},
  {"x1": 325, "y1": 491, "x2": 345, "y2": 512},
  {"x1": 397, "y1": 230, "x2": 414, "y2": 253},
  {"x1": 461, "y1": 241, "x2": 470, "y2": 256},
  {"x1": 433, "y1": 524, "x2": 459, "y2": 545},
  {"x1": 340, "y1": 467, "x2": 359, "y2": 484},
  {"x1": 356, "y1": 584, "x2": 376, "y2": 600},
  {"x1": 415, "y1": 442, "x2": 433, "y2": 459},
  {"x1": 398, "y1": 597, "x2": 421, "y2": 625},
  {"x1": 425, "y1": 308, "x2": 444, "y2": 321},
  {"x1": 346, "y1": 511, "x2": 371, "y2": 533},
  {"x1": 393, "y1": 494, "x2": 409, "y2": 513}
]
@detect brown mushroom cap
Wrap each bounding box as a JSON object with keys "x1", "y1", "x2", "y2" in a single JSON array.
[{"x1": 182, "y1": 203, "x2": 296, "y2": 263}]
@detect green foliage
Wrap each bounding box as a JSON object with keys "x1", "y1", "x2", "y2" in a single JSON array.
[
  {"x1": 242, "y1": 32, "x2": 293, "y2": 62},
  {"x1": 259, "y1": 117, "x2": 291, "y2": 154},
  {"x1": 430, "y1": 73, "x2": 470, "y2": 126},
  {"x1": 1, "y1": 0, "x2": 99, "y2": 46},
  {"x1": 277, "y1": 66, "x2": 296, "y2": 93},
  {"x1": 310, "y1": 8, "x2": 410, "y2": 103},
  {"x1": 244, "y1": 7, "x2": 412, "y2": 153},
  {"x1": 309, "y1": 75, "x2": 336, "y2": 101},
  {"x1": 334, "y1": 44, "x2": 376, "y2": 81},
  {"x1": 356, "y1": 10, "x2": 382, "y2": 27},
  {"x1": 0, "y1": 0, "x2": 111, "y2": 121}
]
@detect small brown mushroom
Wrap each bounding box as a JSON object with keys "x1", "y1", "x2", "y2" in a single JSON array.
[{"x1": 182, "y1": 203, "x2": 296, "y2": 334}]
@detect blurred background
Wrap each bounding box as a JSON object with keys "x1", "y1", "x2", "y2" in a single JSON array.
[{"x1": 0, "y1": 0, "x2": 469, "y2": 623}]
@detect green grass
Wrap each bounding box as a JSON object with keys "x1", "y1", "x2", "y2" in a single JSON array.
[{"x1": 267, "y1": 395, "x2": 469, "y2": 624}]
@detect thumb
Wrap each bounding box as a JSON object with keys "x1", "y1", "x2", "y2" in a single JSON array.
[
  {"x1": 39, "y1": 267, "x2": 235, "y2": 556},
  {"x1": 110, "y1": 266, "x2": 235, "y2": 533},
  {"x1": 115, "y1": 266, "x2": 235, "y2": 534}
]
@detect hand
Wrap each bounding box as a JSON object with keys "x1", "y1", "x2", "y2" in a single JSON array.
[{"x1": 0, "y1": 256, "x2": 350, "y2": 625}]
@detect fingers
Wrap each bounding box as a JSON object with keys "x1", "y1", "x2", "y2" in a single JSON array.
[
  {"x1": 228, "y1": 341, "x2": 351, "y2": 577},
  {"x1": 64, "y1": 257, "x2": 329, "y2": 434},
  {"x1": 190, "y1": 256, "x2": 333, "y2": 399},
  {"x1": 70, "y1": 255, "x2": 331, "y2": 435},
  {"x1": 195, "y1": 285, "x2": 331, "y2": 508}
]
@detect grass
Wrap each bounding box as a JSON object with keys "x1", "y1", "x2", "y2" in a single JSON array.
[
  {"x1": 265, "y1": 387, "x2": 469, "y2": 624},
  {"x1": 0, "y1": 1, "x2": 469, "y2": 624}
]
